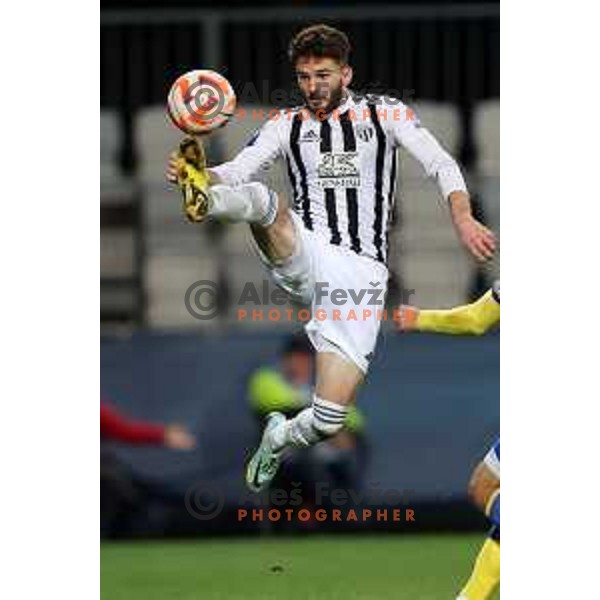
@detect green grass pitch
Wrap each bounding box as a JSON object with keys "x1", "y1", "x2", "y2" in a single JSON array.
[{"x1": 101, "y1": 534, "x2": 499, "y2": 599}]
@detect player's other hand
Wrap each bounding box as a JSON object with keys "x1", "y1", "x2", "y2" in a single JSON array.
[
  {"x1": 394, "y1": 305, "x2": 420, "y2": 332},
  {"x1": 455, "y1": 216, "x2": 496, "y2": 262},
  {"x1": 166, "y1": 138, "x2": 208, "y2": 185},
  {"x1": 164, "y1": 424, "x2": 197, "y2": 450},
  {"x1": 166, "y1": 151, "x2": 180, "y2": 185}
]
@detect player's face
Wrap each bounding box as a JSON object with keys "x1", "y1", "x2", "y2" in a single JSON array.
[
  {"x1": 295, "y1": 56, "x2": 353, "y2": 114},
  {"x1": 282, "y1": 352, "x2": 313, "y2": 386}
]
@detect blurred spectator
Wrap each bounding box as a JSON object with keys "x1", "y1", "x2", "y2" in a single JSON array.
[
  {"x1": 101, "y1": 402, "x2": 196, "y2": 448},
  {"x1": 100, "y1": 400, "x2": 196, "y2": 538},
  {"x1": 248, "y1": 333, "x2": 368, "y2": 518}
]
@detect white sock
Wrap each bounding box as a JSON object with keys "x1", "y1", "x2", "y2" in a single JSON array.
[
  {"x1": 270, "y1": 396, "x2": 349, "y2": 451},
  {"x1": 209, "y1": 182, "x2": 277, "y2": 226}
]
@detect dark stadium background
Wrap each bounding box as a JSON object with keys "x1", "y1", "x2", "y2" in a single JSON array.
[{"x1": 100, "y1": 3, "x2": 499, "y2": 593}]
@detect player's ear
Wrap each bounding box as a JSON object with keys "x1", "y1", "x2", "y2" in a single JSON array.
[{"x1": 341, "y1": 64, "x2": 353, "y2": 87}]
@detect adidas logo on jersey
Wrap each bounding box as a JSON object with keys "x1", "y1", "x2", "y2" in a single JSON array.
[{"x1": 300, "y1": 130, "x2": 320, "y2": 142}]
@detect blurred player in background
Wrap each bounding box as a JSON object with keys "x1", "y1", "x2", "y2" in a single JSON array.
[
  {"x1": 395, "y1": 281, "x2": 500, "y2": 599},
  {"x1": 167, "y1": 24, "x2": 495, "y2": 492}
]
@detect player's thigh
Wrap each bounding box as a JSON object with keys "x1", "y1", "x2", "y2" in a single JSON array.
[
  {"x1": 315, "y1": 351, "x2": 363, "y2": 406},
  {"x1": 250, "y1": 195, "x2": 296, "y2": 262},
  {"x1": 468, "y1": 461, "x2": 500, "y2": 511}
]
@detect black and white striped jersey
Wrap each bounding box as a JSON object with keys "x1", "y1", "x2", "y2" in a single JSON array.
[{"x1": 212, "y1": 93, "x2": 467, "y2": 264}]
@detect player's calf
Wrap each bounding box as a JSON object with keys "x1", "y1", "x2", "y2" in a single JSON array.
[
  {"x1": 250, "y1": 199, "x2": 297, "y2": 265},
  {"x1": 270, "y1": 352, "x2": 362, "y2": 452},
  {"x1": 250, "y1": 206, "x2": 314, "y2": 306}
]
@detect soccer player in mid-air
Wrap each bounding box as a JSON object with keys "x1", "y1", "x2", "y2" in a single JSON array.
[
  {"x1": 167, "y1": 24, "x2": 496, "y2": 492},
  {"x1": 396, "y1": 282, "x2": 500, "y2": 599}
]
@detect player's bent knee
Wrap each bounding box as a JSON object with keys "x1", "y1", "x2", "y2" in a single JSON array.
[
  {"x1": 467, "y1": 472, "x2": 480, "y2": 505},
  {"x1": 468, "y1": 462, "x2": 499, "y2": 512}
]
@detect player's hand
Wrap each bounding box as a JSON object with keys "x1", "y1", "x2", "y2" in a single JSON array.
[
  {"x1": 163, "y1": 424, "x2": 196, "y2": 450},
  {"x1": 166, "y1": 151, "x2": 180, "y2": 185},
  {"x1": 394, "y1": 305, "x2": 420, "y2": 332},
  {"x1": 165, "y1": 137, "x2": 207, "y2": 186},
  {"x1": 455, "y1": 216, "x2": 496, "y2": 262}
]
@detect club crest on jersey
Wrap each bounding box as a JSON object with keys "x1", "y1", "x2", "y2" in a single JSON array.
[{"x1": 355, "y1": 125, "x2": 374, "y2": 142}]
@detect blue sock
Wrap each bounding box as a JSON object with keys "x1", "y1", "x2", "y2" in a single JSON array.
[
  {"x1": 489, "y1": 524, "x2": 500, "y2": 542},
  {"x1": 487, "y1": 492, "x2": 500, "y2": 529}
]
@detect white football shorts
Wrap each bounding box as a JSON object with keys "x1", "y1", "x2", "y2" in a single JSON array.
[{"x1": 254, "y1": 210, "x2": 389, "y2": 374}]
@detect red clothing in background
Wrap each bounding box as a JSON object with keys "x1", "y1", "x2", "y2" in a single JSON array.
[{"x1": 101, "y1": 402, "x2": 165, "y2": 445}]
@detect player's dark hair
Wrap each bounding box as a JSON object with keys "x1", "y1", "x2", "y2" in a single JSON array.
[
  {"x1": 282, "y1": 332, "x2": 313, "y2": 357},
  {"x1": 289, "y1": 24, "x2": 351, "y2": 66}
]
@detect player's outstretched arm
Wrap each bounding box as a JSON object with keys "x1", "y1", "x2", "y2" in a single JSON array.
[
  {"x1": 395, "y1": 288, "x2": 500, "y2": 335},
  {"x1": 390, "y1": 103, "x2": 496, "y2": 261},
  {"x1": 100, "y1": 403, "x2": 196, "y2": 449}
]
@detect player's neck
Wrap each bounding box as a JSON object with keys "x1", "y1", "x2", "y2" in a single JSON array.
[{"x1": 335, "y1": 89, "x2": 351, "y2": 111}]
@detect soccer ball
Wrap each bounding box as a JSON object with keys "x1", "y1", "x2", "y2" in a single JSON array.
[{"x1": 167, "y1": 69, "x2": 236, "y2": 135}]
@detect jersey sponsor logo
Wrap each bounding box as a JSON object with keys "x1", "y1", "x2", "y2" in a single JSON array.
[
  {"x1": 316, "y1": 152, "x2": 360, "y2": 188},
  {"x1": 317, "y1": 152, "x2": 359, "y2": 177},
  {"x1": 316, "y1": 177, "x2": 361, "y2": 189}
]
